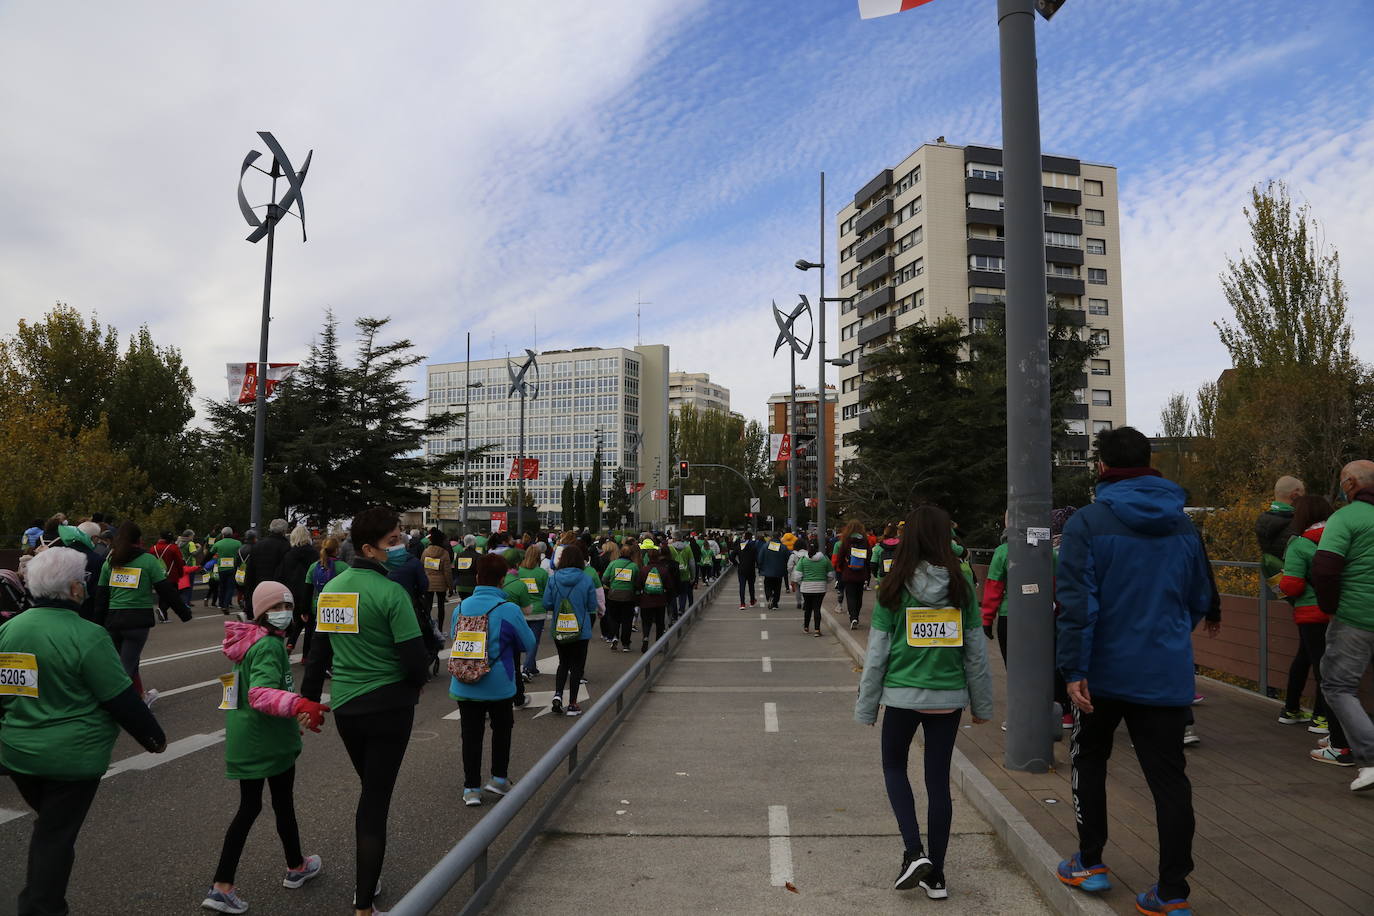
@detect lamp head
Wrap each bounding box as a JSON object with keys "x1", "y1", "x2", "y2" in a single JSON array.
[{"x1": 795, "y1": 259, "x2": 823, "y2": 271}]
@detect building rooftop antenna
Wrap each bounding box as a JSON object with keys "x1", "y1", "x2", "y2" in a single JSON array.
[{"x1": 635, "y1": 290, "x2": 653, "y2": 346}]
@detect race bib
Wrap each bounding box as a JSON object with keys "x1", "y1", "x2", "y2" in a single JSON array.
[
  {"x1": 883, "y1": 558, "x2": 893, "y2": 574},
  {"x1": 457, "y1": 557, "x2": 473, "y2": 570},
  {"x1": 316, "y1": 593, "x2": 361, "y2": 634},
  {"x1": 556, "y1": 611, "x2": 579, "y2": 634},
  {"x1": 218, "y1": 672, "x2": 238, "y2": 710},
  {"x1": 234, "y1": 567, "x2": 246, "y2": 585},
  {"x1": 851, "y1": 548, "x2": 868, "y2": 560},
  {"x1": 768, "y1": 542, "x2": 781, "y2": 551},
  {"x1": 451, "y1": 631, "x2": 486, "y2": 660},
  {"x1": 0, "y1": 653, "x2": 38, "y2": 697},
  {"x1": 424, "y1": 557, "x2": 442, "y2": 571},
  {"x1": 905, "y1": 607, "x2": 963, "y2": 648},
  {"x1": 522, "y1": 577, "x2": 539, "y2": 595},
  {"x1": 613, "y1": 567, "x2": 634, "y2": 583},
  {"x1": 110, "y1": 567, "x2": 142, "y2": 589},
  {"x1": 646, "y1": 571, "x2": 662, "y2": 589},
  {"x1": 219, "y1": 557, "x2": 235, "y2": 569}
]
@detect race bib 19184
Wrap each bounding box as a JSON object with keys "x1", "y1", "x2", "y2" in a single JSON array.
[
  {"x1": 905, "y1": 607, "x2": 962, "y2": 648},
  {"x1": 316, "y1": 593, "x2": 361, "y2": 634}
]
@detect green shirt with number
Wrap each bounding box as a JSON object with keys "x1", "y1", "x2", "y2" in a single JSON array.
[
  {"x1": 501, "y1": 570, "x2": 538, "y2": 618},
  {"x1": 225, "y1": 635, "x2": 301, "y2": 780},
  {"x1": 0, "y1": 606, "x2": 132, "y2": 779},
  {"x1": 316, "y1": 565, "x2": 422, "y2": 709},
  {"x1": 870, "y1": 575, "x2": 980, "y2": 692},
  {"x1": 1316, "y1": 501, "x2": 1374, "y2": 631},
  {"x1": 214, "y1": 537, "x2": 243, "y2": 569},
  {"x1": 97, "y1": 551, "x2": 167, "y2": 609}
]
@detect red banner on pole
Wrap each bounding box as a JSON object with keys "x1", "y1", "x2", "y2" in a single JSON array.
[
  {"x1": 650, "y1": 489, "x2": 670, "y2": 501},
  {"x1": 628, "y1": 482, "x2": 646, "y2": 494},
  {"x1": 507, "y1": 458, "x2": 540, "y2": 480}
]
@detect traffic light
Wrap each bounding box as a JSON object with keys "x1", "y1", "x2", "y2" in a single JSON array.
[{"x1": 679, "y1": 460, "x2": 689, "y2": 477}]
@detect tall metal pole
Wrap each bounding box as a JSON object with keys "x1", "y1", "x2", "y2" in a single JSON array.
[
  {"x1": 249, "y1": 160, "x2": 281, "y2": 534},
  {"x1": 461, "y1": 331, "x2": 471, "y2": 534},
  {"x1": 1000, "y1": 0, "x2": 1055, "y2": 773},
  {"x1": 787, "y1": 351, "x2": 797, "y2": 531},
  {"x1": 516, "y1": 393, "x2": 527, "y2": 537},
  {"x1": 815, "y1": 171, "x2": 828, "y2": 540}
]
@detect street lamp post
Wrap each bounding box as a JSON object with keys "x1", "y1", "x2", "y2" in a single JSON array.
[
  {"x1": 772, "y1": 298, "x2": 813, "y2": 534},
  {"x1": 460, "y1": 332, "x2": 484, "y2": 535}
]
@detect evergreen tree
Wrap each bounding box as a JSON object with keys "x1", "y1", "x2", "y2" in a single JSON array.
[
  {"x1": 607, "y1": 465, "x2": 633, "y2": 529},
  {"x1": 573, "y1": 477, "x2": 587, "y2": 530},
  {"x1": 588, "y1": 444, "x2": 603, "y2": 532},
  {"x1": 561, "y1": 475, "x2": 575, "y2": 529}
]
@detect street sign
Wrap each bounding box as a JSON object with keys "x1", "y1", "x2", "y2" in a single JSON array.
[
  {"x1": 750, "y1": 497, "x2": 761, "y2": 514},
  {"x1": 684, "y1": 494, "x2": 706, "y2": 517}
]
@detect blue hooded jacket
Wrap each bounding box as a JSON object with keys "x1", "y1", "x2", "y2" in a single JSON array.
[
  {"x1": 542, "y1": 567, "x2": 598, "y2": 640},
  {"x1": 1055, "y1": 474, "x2": 1213, "y2": 706},
  {"x1": 448, "y1": 586, "x2": 535, "y2": 702}
]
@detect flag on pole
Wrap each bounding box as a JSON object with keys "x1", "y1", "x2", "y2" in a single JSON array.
[
  {"x1": 227, "y1": 362, "x2": 299, "y2": 404},
  {"x1": 859, "y1": 0, "x2": 939, "y2": 18}
]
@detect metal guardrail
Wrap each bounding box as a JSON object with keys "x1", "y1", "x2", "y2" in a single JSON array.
[
  {"x1": 1208, "y1": 559, "x2": 1272, "y2": 697},
  {"x1": 390, "y1": 571, "x2": 733, "y2": 915}
]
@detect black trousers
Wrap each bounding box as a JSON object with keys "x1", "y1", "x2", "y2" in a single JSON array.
[
  {"x1": 10, "y1": 774, "x2": 100, "y2": 916},
  {"x1": 425, "y1": 591, "x2": 447, "y2": 630},
  {"x1": 802, "y1": 592, "x2": 824, "y2": 630},
  {"x1": 214, "y1": 766, "x2": 303, "y2": 884},
  {"x1": 606, "y1": 597, "x2": 636, "y2": 646},
  {"x1": 762, "y1": 576, "x2": 783, "y2": 608},
  {"x1": 737, "y1": 569, "x2": 756, "y2": 605},
  {"x1": 554, "y1": 638, "x2": 590, "y2": 705},
  {"x1": 881, "y1": 707, "x2": 961, "y2": 868},
  {"x1": 337, "y1": 705, "x2": 415, "y2": 911},
  {"x1": 1071, "y1": 699, "x2": 1194, "y2": 901},
  {"x1": 457, "y1": 698, "x2": 515, "y2": 789},
  {"x1": 640, "y1": 606, "x2": 667, "y2": 644},
  {"x1": 842, "y1": 581, "x2": 865, "y2": 622}
]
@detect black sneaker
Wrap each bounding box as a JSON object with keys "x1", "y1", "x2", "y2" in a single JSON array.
[
  {"x1": 551, "y1": 696, "x2": 564, "y2": 716},
  {"x1": 894, "y1": 853, "x2": 932, "y2": 890},
  {"x1": 919, "y1": 871, "x2": 948, "y2": 899},
  {"x1": 641, "y1": 640, "x2": 649, "y2": 654}
]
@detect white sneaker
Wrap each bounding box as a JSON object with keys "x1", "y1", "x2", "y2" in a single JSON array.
[
  {"x1": 1182, "y1": 725, "x2": 1199, "y2": 746},
  {"x1": 143, "y1": 689, "x2": 159, "y2": 709},
  {"x1": 1352, "y1": 766, "x2": 1374, "y2": 792}
]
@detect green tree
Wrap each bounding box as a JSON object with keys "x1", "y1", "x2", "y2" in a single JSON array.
[
  {"x1": 0, "y1": 302, "x2": 119, "y2": 435},
  {"x1": 561, "y1": 475, "x2": 575, "y2": 529},
  {"x1": 588, "y1": 445, "x2": 603, "y2": 532},
  {"x1": 573, "y1": 477, "x2": 586, "y2": 530},
  {"x1": 669, "y1": 405, "x2": 771, "y2": 528},
  {"x1": 107, "y1": 326, "x2": 196, "y2": 500},
  {"x1": 607, "y1": 464, "x2": 633, "y2": 528}
]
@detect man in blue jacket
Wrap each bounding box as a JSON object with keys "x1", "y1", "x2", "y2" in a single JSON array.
[{"x1": 1054, "y1": 427, "x2": 1214, "y2": 916}]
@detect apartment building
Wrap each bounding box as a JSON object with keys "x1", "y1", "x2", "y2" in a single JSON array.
[
  {"x1": 834, "y1": 141, "x2": 1127, "y2": 465},
  {"x1": 668, "y1": 371, "x2": 731, "y2": 415},
  {"x1": 766, "y1": 386, "x2": 839, "y2": 495},
  {"x1": 425, "y1": 345, "x2": 670, "y2": 530}
]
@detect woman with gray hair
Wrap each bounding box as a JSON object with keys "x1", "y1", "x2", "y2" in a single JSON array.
[{"x1": 0, "y1": 547, "x2": 167, "y2": 915}]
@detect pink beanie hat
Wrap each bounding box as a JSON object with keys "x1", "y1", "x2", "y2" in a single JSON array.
[{"x1": 251, "y1": 580, "x2": 294, "y2": 613}]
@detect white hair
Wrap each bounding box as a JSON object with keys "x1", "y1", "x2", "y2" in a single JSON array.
[
  {"x1": 26, "y1": 547, "x2": 88, "y2": 601},
  {"x1": 463, "y1": 535, "x2": 476, "y2": 547},
  {"x1": 78, "y1": 521, "x2": 101, "y2": 538},
  {"x1": 221, "y1": 526, "x2": 233, "y2": 537},
  {"x1": 289, "y1": 525, "x2": 312, "y2": 547},
  {"x1": 269, "y1": 518, "x2": 290, "y2": 535}
]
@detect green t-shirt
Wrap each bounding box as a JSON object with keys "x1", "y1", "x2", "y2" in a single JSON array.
[
  {"x1": 214, "y1": 537, "x2": 243, "y2": 570},
  {"x1": 603, "y1": 558, "x2": 639, "y2": 596},
  {"x1": 0, "y1": 606, "x2": 132, "y2": 779},
  {"x1": 870, "y1": 576, "x2": 980, "y2": 692},
  {"x1": 1316, "y1": 501, "x2": 1374, "y2": 630},
  {"x1": 795, "y1": 555, "x2": 832, "y2": 582},
  {"x1": 474, "y1": 535, "x2": 489, "y2": 551},
  {"x1": 514, "y1": 566, "x2": 550, "y2": 602},
  {"x1": 225, "y1": 635, "x2": 301, "y2": 780},
  {"x1": 986, "y1": 543, "x2": 1009, "y2": 617},
  {"x1": 1281, "y1": 533, "x2": 1319, "y2": 609},
  {"x1": 501, "y1": 570, "x2": 538, "y2": 618},
  {"x1": 317, "y1": 566, "x2": 423, "y2": 709},
  {"x1": 97, "y1": 551, "x2": 167, "y2": 609}
]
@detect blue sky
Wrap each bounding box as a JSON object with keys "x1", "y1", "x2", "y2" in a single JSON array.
[{"x1": 1, "y1": 0, "x2": 1371, "y2": 434}]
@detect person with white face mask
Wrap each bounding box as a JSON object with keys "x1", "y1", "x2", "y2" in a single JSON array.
[{"x1": 203, "y1": 581, "x2": 331, "y2": 914}]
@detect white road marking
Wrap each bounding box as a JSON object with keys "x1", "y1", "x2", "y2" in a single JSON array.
[
  {"x1": 0, "y1": 807, "x2": 27, "y2": 825},
  {"x1": 760, "y1": 630, "x2": 769, "y2": 640},
  {"x1": 442, "y1": 685, "x2": 595, "y2": 721},
  {"x1": 763, "y1": 702, "x2": 779, "y2": 733},
  {"x1": 156, "y1": 677, "x2": 222, "y2": 698},
  {"x1": 768, "y1": 805, "x2": 793, "y2": 887},
  {"x1": 141, "y1": 645, "x2": 222, "y2": 666},
  {"x1": 759, "y1": 613, "x2": 767, "y2": 620},
  {"x1": 762, "y1": 656, "x2": 772, "y2": 673},
  {"x1": 103, "y1": 730, "x2": 225, "y2": 780}
]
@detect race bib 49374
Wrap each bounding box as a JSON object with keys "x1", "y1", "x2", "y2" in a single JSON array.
[{"x1": 905, "y1": 607, "x2": 962, "y2": 648}]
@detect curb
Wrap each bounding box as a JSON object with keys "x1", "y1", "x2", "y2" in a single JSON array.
[{"x1": 820, "y1": 604, "x2": 1115, "y2": 916}]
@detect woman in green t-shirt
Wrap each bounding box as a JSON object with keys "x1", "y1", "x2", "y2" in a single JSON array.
[
  {"x1": 203, "y1": 580, "x2": 330, "y2": 914},
  {"x1": 95, "y1": 521, "x2": 192, "y2": 707},
  {"x1": 854, "y1": 506, "x2": 993, "y2": 901}
]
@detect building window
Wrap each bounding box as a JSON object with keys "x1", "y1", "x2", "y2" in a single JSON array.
[
  {"x1": 967, "y1": 193, "x2": 1003, "y2": 211},
  {"x1": 1084, "y1": 179, "x2": 1103, "y2": 196},
  {"x1": 1087, "y1": 268, "x2": 1108, "y2": 285},
  {"x1": 970, "y1": 316, "x2": 988, "y2": 332},
  {"x1": 841, "y1": 215, "x2": 855, "y2": 235},
  {"x1": 1091, "y1": 389, "x2": 1112, "y2": 407},
  {"x1": 896, "y1": 257, "x2": 924, "y2": 284},
  {"x1": 970, "y1": 254, "x2": 1004, "y2": 272},
  {"x1": 1090, "y1": 359, "x2": 1111, "y2": 376},
  {"x1": 1092, "y1": 420, "x2": 1113, "y2": 433},
  {"x1": 1090, "y1": 329, "x2": 1110, "y2": 346},
  {"x1": 896, "y1": 166, "x2": 921, "y2": 193},
  {"x1": 1042, "y1": 171, "x2": 1081, "y2": 190},
  {"x1": 1045, "y1": 201, "x2": 1079, "y2": 217},
  {"x1": 897, "y1": 226, "x2": 922, "y2": 251},
  {"x1": 1086, "y1": 238, "x2": 1106, "y2": 255},
  {"x1": 1088, "y1": 298, "x2": 1109, "y2": 316},
  {"x1": 1085, "y1": 208, "x2": 1105, "y2": 226},
  {"x1": 1045, "y1": 231, "x2": 1080, "y2": 248},
  {"x1": 967, "y1": 163, "x2": 1003, "y2": 181},
  {"x1": 894, "y1": 197, "x2": 923, "y2": 225},
  {"x1": 1048, "y1": 262, "x2": 1079, "y2": 278},
  {"x1": 1066, "y1": 419, "x2": 1087, "y2": 435}
]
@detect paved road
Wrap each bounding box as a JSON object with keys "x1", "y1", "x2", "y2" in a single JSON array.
[
  {"x1": 0, "y1": 583, "x2": 712, "y2": 916},
  {"x1": 485, "y1": 586, "x2": 1051, "y2": 915}
]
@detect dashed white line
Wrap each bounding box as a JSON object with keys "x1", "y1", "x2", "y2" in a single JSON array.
[
  {"x1": 760, "y1": 630, "x2": 769, "y2": 640},
  {"x1": 761, "y1": 656, "x2": 772, "y2": 673},
  {"x1": 763, "y1": 702, "x2": 779, "y2": 733},
  {"x1": 103, "y1": 730, "x2": 226, "y2": 780},
  {"x1": 759, "y1": 613, "x2": 767, "y2": 620},
  {"x1": 768, "y1": 805, "x2": 793, "y2": 887},
  {"x1": 0, "y1": 807, "x2": 27, "y2": 826}
]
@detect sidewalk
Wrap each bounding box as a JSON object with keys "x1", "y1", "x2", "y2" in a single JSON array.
[
  {"x1": 486, "y1": 584, "x2": 1052, "y2": 915},
  {"x1": 822, "y1": 599, "x2": 1374, "y2": 916}
]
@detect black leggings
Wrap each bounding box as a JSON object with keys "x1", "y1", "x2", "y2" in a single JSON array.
[
  {"x1": 640, "y1": 606, "x2": 667, "y2": 644},
  {"x1": 881, "y1": 707, "x2": 961, "y2": 868},
  {"x1": 110, "y1": 625, "x2": 151, "y2": 690},
  {"x1": 554, "y1": 638, "x2": 590, "y2": 705},
  {"x1": 214, "y1": 766, "x2": 303, "y2": 884},
  {"x1": 458, "y1": 698, "x2": 515, "y2": 789},
  {"x1": 337, "y1": 706, "x2": 415, "y2": 910},
  {"x1": 802, "y1": 592, "x2": 824, "y2": 630},
  {"x1": 737, "y1": 569, "x2": 756, "y2": 605},
  {"x1": 425, "y1": 591, "x2": 447, "y2": 630},
  {"x1": 11, "y1": 773, "x2": 100, "y2": 916},
  {"x1": 842, "y1": 581, "x2": 865, "y2": 622},
  {"x1": 1291, "y1": 620, "x2": 1346, "y2": 745},
  {"x1": 606, "y1": 597, "x2": 636, "y2": 646}
]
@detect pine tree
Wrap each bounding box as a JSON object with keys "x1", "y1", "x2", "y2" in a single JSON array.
[
  {"x1": 561, "y1": 475, "x2": 575, "y2": 529},
  {"x1": 573, "y1": 477, "x2": 587, "y2": 530},
  {"x1": 607, "y1": 465, "x2": 633, "y2": 529},
  {"x1": 588, "y1": 445, "x2": 603, "y2": 532}
]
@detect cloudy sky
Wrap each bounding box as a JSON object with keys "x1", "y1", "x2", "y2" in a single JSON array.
[{"x1": 2, "y1": 0, "x2": 1371, "y2": 434}]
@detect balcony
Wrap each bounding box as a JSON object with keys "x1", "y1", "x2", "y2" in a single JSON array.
[
  {"x1": 1047, "y1": 245, "x2": 1084, "y2": 266},
  {"x1": 965, "y1": 176, "x2": 1003, "y2": 196},
  {"x1": 1043, "y1": 186, "x2": 1081, "y2": 205},
  {"x1": 968, "y1": 269, "x2": 1006, "y2": 289},
  {"x1": 857, "y1": 351, "x2": 885, "y2": 373},
  {"x1": 856, "y1": 315, "x2": 896, "y2": 347},
  {"x1": 854, "y1": 228, "x2": 892, "y2": 263},
  {"x1": 1062, "y1": 403, "x2": 1089, "y2": 420},
  {"x1": 858, "y1": 410, "x2": 877, "y2": 430},
  {"x1": 1044, "y1": 215, "x2": 1083, "y2": 235},
  {"x1": 854, "y1": 169, "x2": 892, "y2": 208},
  {"x1": 855, "y1": 285, "x2": 894, "y2": 318},
  {"x1": 1071, "y1": 371, "x2": 1088, "y2": 388},
  {"x1": 855, "y1": 198, "x2": 893, "y2": 236},
  {"x1": 1061, "y1": 433, "x2": 1091, "y2": 450},
  {"x1": 1052, "y1": 307, "x2": 1087, "y2": 327},
  {"x1": 966, "y1": 207, "x2": 1004, "y2": 227},
  {"x1": 967, "y1": 237, "x2": 1004, "y2": 257},
  {"x1": 855, "y1": 255, "x2": 893, "y2": 290},
  {"x1": 1046, "y1": 275, "x2": 1086, "y2": 296}
]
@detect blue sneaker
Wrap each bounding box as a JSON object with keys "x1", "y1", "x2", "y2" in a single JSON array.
[
  {"x1": 1135, "y1": 884, "x2": 1192, "y2": 915},
  {"x1": 202, "y1": 886, "x2": 249, "y2": 914},
  {"x1": 283, "y1": 853, "x2": 322, "y2": 888},
  {"x1": 484, "y1": 777, "x2": 513, "y2": 796},
  {"x1": 463, "y1": 787, "x2": 482, "y2": 807},
  {"x1": 1056, "y1": 852, "x2": 1111, "y2": 892}
]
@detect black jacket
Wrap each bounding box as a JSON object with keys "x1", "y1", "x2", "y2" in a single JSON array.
[
  {"x1": 274, "y1": 544, "x2": 317, "y2": 617},
  {"x1": 730, "y1": 539, "x2": 758, "y2": 575},
  {"x1": 1255, "y1": 507, "x2": 1294, "y2": 560},
  {"x1": 245, "y1": 533, "x2": 291, "y2": 612}
]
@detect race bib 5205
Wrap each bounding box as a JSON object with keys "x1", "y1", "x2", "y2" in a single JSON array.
[
  {"x1": 905, "y1": 607, "x2": 962, "y2": 648},
  {"x1": 316, "y1": 593, "x2": 361, "y2": 634},
  {"x1": 0, "y1": 653, "x2": 39, "y2": 697},
  {"x1": 110, "y1": 567, "x2": 142, "y2": 589}
]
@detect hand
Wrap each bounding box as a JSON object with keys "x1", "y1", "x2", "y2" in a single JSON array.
[
  {"x1": 971, "y1": 716, "x2": 988, "y2": 725},
  {"x1": 982, "y1": 624, "x2": 993, "y2": 639},
  {"x1": 1067, "y1": 679, "x2": 1093, "y2": 714},
  {"x1": 1204, "y1": 620, "x2": 1221, "y2": 638},
  {"x1": 295, "y1": 698, "x2": 331, "y2": 732}
]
